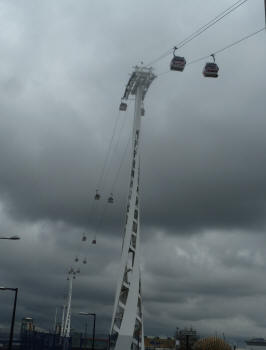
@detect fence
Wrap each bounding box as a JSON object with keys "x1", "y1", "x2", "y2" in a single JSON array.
[{"x1": 20, "y1": 331, "x2": 71, "y2": 350}]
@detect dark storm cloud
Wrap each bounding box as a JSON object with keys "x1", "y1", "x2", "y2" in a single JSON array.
[
  {"x1": 141, "y1": 232, "x2": 266, "y2": 336},
  {"x1": 1, "y1": 0, "x2": 266, "y2": 339},
  {"x1": 0, "y1": 0, "x2": 265, "y2": 235}
]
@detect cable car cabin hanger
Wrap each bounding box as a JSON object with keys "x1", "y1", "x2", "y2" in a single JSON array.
[
  {"x1": 170, "y1": 47, "x2": 186, "y2": 72},
  {"x1": 203, "y1": 54, "x2": 219, "y2": 78}
]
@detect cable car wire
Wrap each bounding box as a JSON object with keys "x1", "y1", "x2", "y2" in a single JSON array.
[
  {"x1": 110, "y1": 137, "x2": 131, "y2": 194},
  {"x1": 156, "y1": 25, "x2": 265, "y2": 77},
  {"x1": 173, "y1": 0, "x2": 248, "y2": 50},
  {"x1": 96, "y1": 110, "x2": 122, "y2": 191},
  {"x1": 187, "y1": 26, "x2": 266, "y2": 65},
  {"x1": 100, "y1": 101, "x2": 132, "y2": 194},
  {"x1": 71, "y1": 108, "x2": 128, "y2": 268},
  {"x1": 84, "y1": 104, "x2": 130, "y2": 248},
  {"x1": 83, "y1": 103, "x2": 132, "y2": 249},
  {"x1": 145, "y1": 0, "x2": 249, "y2": 67},
  {"x1": 94, "y1": 137, "x2": 131, "y2": 241}
]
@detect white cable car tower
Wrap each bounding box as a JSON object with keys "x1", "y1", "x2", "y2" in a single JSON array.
[
  {"x1": 110, "y1": 66, "x2": 156, "y2": 350},
  {"x1": 61, "y1": 268, "x2": 76, "y2": 338}
]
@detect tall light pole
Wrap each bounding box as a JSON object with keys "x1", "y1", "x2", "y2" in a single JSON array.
[
  {"x1": 79, "y1": 312, "x2": 96, "y2": 350},
  {"x1": 264, "y1": 0, "x2": 266, "y2": 26},
  {"x1": 0, "y1": 236, "x2": 20, "y2": 240},
  {"x1": 0, "y1": 287, "x2": 18, "y2": 350}
]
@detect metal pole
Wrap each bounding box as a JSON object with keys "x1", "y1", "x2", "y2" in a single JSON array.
[
  {"x1": 264, "y1": 0, "x2": 266, "y2": 26},
  {"x1": 84, "y1": 321, "x2": 87, "y2": 339},
  {"x1": 92, "y1": 314, "x2": 96, "y2": 350},
  {"x1": 54, "y1": 307, "x2": 58, "y2": 334},
  {"x1": 108, "y1": 334, "x2": 110, "y2": 350},
  {"x1": 185, "y1": 335, "x2": 189, "y2": 350},
  {"x1": 60, "y1": 305, "x2": 65, "y2": 338},
  {"x1": 8, "y1": 288, "x2": 18, "y2": 350},
  {"x1": 79, "y1": 333, "x2": 82, "y2": 350}
]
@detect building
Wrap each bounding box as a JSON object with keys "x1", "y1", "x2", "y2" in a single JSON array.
[
  {"x1": 20, "y1": 318, "x2": 35, "y2": 335},
  {"x1": 145, "y1": 336, "x2": 175, "y2": 350}
]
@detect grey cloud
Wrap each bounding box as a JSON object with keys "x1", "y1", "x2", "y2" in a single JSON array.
[{"x1": 1, "y1": 0, "x2": 266, "y2": 339}]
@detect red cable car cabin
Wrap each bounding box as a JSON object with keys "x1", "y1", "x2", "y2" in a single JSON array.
[
  {"x1": 170, "y1": 56, "x2": 186, "y2": 72},
  {"x1": 203, "y1": 62, "x2": 219, "y2": 78}
]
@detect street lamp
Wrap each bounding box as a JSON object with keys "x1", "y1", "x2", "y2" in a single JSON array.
[
  {"x1": 0, "y1": 287, "x2": 18, "y2": 350},
  {"x1": 265, "y1": 0, "x2": 266, "y2": 26},
  {"x1": 79, "y1": 312, "x2": 96, "y2": 350},
  {"x1": 0, "y1": 235, "x2": 20, "y2": 240}
]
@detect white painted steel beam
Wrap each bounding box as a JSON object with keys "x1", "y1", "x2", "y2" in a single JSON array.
[
  {"x1": 110, "y1": 66, "x2": 155, "y2": 350},
  {"x1": 62, "y1": 270, "x2": 74, "y2": 338}
]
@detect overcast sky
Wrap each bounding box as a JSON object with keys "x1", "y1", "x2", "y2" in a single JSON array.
[{"x1": 0, "y1": 0, "x2": 266, "y2": 340}]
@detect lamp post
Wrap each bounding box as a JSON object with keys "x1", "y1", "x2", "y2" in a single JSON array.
[
  {"x1": 79, "y1": 313, "x2": 96, "y2": 350},
  {"x1": 0, "y1": 236, "x2": 20, "y2": 240},
  {"x1": 0, "y1": 287, "x2": 18, "y2": 350},
  {"x1": 264, "y1": 0, "x2": 266, "y2": 26}
]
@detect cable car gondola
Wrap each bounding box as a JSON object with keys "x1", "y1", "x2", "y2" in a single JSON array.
[
  {"x1": 108, "y1": 193, "x2": 114, "y2": 204},
  {"x1": 82, "y1": 233, "x2": 87, "y2": 242},
  {"x1": 119, "y1": 101, "x2": 127, "y2": 111},
  {"x1": 92, "y1": 238, "x2": 96, "y2": 244},
  {"x1": 94, "y1": 190, "x2": 100, "y2": 200},
  {"x1": 203, "y1": 54, "x2": 219, "y2": 78},
  {"x1": 170, "y1": 47, "x2": 186, "y2": 72}
]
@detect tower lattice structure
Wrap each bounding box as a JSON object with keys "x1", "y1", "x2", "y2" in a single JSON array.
[
  {"x1": 110, "y1": 66, "x2": 156, "y2": 350},
  {"x1": 61, "y1": 268, "x2": 76, "y2": 338}
]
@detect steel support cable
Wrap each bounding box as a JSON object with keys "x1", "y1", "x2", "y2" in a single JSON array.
[
  {"x1": 80, "y1": 107, "x2": 128, "y2": 250},
  {"x1": 174, "y1": 0, "x2": 248, "y2": 50},
  {"x1": 72, "y1": 110, "x2": 123, "y2": 266},
  {"x1": 96, "y1": 110, "x2": 122, "y2": 191},
  {"x1": 110, "y1": 136, "x2": 131, "y2": 194},
  {"x1": 98, "y1": 135, "x2": 131, "y2": 225},
  {"x1": 78, "y1": 238, "x2": 96, "y2": 268},
  {"x1": 113, "y1": 136, "x2": 132, "y2": 249},
  {"x1": 72, "y1": 194, "x2": 98, "y2": 263},
  {"x1": 156, "y1": 26, "x2": 266, "y2": 76},
  {"x1": 93, "y1": 136, "x2": 131, "y2": 244},
  {"x1": 87, "y1": 105, "x2": 132, "y2": 247},
  {"x1": 92, "y1": 138, "x2": 131, "y2": 249},
  {"x1": 145, "y1": 0, "x2": 249, "y2": 67},
  {"x1": 99, "y1": 100, "x2": 132, "y2": 200},
  {"x1": 99, "y1": 105, "x2": 130, "y2": 193},
  {"x1": 187, "y1": 26, "x2": 266, "y2": 65}
]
